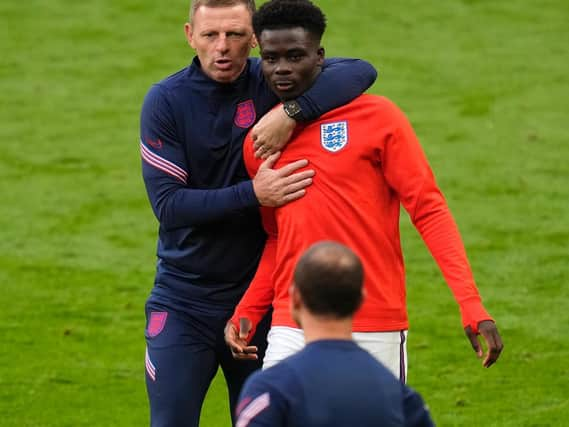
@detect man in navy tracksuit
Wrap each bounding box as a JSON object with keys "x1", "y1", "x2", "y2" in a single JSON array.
[
  {"x1": 236, "y1": 242, "x2": 435, "y2": 427},
  {"x1": 139, "y1": 0, "x2": 377, "y2": 425}
]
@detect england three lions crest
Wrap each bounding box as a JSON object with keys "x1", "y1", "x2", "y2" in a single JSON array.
[
  {"x1": 321, "y1": 121, "x2": 348, "y2": 152},
  {"x1": 234, "y1": 100, "x2": 256, "y2": 129}
]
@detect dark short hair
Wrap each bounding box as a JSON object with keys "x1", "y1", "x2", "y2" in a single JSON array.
[
  {"x1": 294, "y1": 242, "x2": 364, "y2": 318},
  {"x1": 190, "y1": 0, "x2": 256, "y2": 23},
  {"x1": 253, "y1": 0, "x2": 327, "y2": 41}
]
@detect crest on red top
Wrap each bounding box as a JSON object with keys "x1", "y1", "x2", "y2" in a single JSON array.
[
  {"x1": 147, "y1": 311, "x2": 168, "y2": 337},
  {"x1": 234, "y1": 100, "x2": 256, "y2": 128},
  {"x1": 321, "y1": 121, "x2": 348, "y2": 152}
]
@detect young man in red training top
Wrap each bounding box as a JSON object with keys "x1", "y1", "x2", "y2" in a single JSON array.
[{"x1": 225, "y1": 0, "x2": 503, "y2": 380}]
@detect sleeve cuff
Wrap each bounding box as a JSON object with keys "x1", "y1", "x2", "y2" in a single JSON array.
[
  {"x1": 236, "y1": 180, "x2": 260, "y2": 208},
  {"x1": 294, "y1": 96, "x2": 316, "y2": 121},
  {"x1": 230, "y1": 310, "x2": 260, "y2": 344},
  {"x1": 459, "y1": 298, "x2": 493, "y2": 332}
]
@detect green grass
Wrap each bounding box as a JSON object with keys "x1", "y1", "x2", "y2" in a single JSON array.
[{"x1": 1, "y1": 0, "x2": 568, "y2": 425}]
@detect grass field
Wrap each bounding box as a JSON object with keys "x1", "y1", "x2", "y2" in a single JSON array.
[{"x1": 1, "y1": 0, "x2": 568, "y2": 425}]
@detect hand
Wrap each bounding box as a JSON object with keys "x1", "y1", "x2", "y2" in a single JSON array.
[
  {"x1": 464, "y1": 320, "x2": 503, "y2": 368},
  {"x1": 224, "y1": 318, "x2": 259, "y2": 361},
  {"x1": 253, "y1": 152, "x2": 315, "y2": 207},
  {"x1": 251, "y1": 108, "x2": 296, "y2": 159}
]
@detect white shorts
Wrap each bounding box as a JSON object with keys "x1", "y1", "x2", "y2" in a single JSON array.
[{"x1": 263, "y1": 326, "x2": 408, "y2": 382}]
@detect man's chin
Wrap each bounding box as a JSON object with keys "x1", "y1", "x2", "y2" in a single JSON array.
[
  {"x1": 205, "y1": 66, "x2": 242, "y2": 84},
  {"x1": 275, "y1": 90, "x2": 298, "y2": 101},
  {"x1": 213, "y1": 72, "x2": 238, "y2": 83}
]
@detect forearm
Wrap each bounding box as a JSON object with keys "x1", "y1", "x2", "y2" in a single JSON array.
[
  {"x1": 412, "y1": 187, "x2": 492, "y2": 328},
  {"x1": 143, "y1": 172, "x2": 259, "y2": 230},
  {"x1": 296, "y1": 58, "x2": 377, "y2": 120},
  {"x1": 140, "y1": 84, "x2": 262, "y2": 229},
  {"x1": 249, "y1": 58, "x2": 377, "y2": 157},
  {"x1": 231, "y1": 236, "x2": 277, "y2": 334}
]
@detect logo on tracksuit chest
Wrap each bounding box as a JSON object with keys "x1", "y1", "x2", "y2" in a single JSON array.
[
  {"x1": 234, "y1": 100, "x2": 256, "y2": 128},
  {"x1": 321, "y1": 121, "x2": 348, "y2": 152}
]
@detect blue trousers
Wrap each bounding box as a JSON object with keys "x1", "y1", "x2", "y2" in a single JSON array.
[{"x1": 144, "y1": 299, "x2": 270, "y2": 427}]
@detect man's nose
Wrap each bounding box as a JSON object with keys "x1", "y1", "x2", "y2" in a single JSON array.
[
  {"x1": 275, "y1": 59, "x2": 291, "y2": 74},
  {"x1": 215, "y1": 35, "x2": 229, "y2": 53}
]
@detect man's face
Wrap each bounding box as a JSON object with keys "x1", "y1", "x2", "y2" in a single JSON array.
[
  {"x1": 259, "y1": 27, "x2": 324, "y2": 100},
  {"x1": 185, "y1": 4, "x2": 255, "y2": 83}
]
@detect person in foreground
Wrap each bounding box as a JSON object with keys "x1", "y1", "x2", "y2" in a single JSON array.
[
  {"x1": 235, "y1": 242, "x2": 435, "y2": 427},
  {"x1": 226, "y1": 0, "x2": 503, "y2": 379},
  {"x1": 139, "y1": 0, "x2": 377, "y2": 425}
]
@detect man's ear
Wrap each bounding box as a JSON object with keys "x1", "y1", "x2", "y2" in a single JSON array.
[
  {"x1": 358, "y1": 287, "x2": 367, "y2": 309},
  {"x1": 290, "y1": 284, "x2": 303, "y2": 311},
  {"x1": 317, "y1": 47, "x2": 325, "y2": 66},
  {"x1": 289, "y1": 283, "x2": 303, "y2": 327},
  {"x1": 251, "y1": 34, "x2": 258, "y2": 49},
  {"x1": 185, "y1": 23, "x2": 195, "y2": 48}
]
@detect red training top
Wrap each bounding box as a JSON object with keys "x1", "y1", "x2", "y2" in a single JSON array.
[{"x1": 233, "y1": 95, "x2": 492, "y2": 334}]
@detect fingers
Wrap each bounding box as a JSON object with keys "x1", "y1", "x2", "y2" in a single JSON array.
[
  {"x1": 258, "y1": 152, "x2": 281, "y2": 170},
  {"x1": 282, "y1": 178, "x2": 313, "y2": 197},
  {"x1": 252, "y1": 135, "x2": 265, "y2": 151},
  {"x1": 464, "y1": 326, "x2": 483, "y2": 358},
  {"x1": 280, "y1": 189, "x2": 307, "y2": 204},
  {"x1": 277, "y1": 159, "x2": 310, "y2": 176},
  {"x1": 255, "y1": 141, "x2": 286, "y2": 159},
  {"x1": 230, "y1": 345, "x2": 259, "y2": 361},
  {"x1": 239, "y1": 318, "x2": 252, "y2": 340},
  {"x1": 224, "y1": 323, "x2": 245, "y2": 352},
  {"x1": 255, "y1": 145, "x2": 272, "y2": 159},
  {"x1": 253, "y1": 157, "x2": 314, "y2": 207},
  {"x1": 465, "y1": 322, "x2": 504, "y2": 368},
  {"x1": 272, "y1": 175, "x2": 313, "y2": 206},
  {"x1": 479, "y1": 323, "x2": 504, "y2": 368},
  {"x1": 283, "y1": 170, "x2": 315, "y2": 186},
  {"x1": 257, "y1": 147, "x2": 280, "y2": 160},
  {"x1": 227, "y1": 342, "x2": 259, "y2": 360},
  {"x1": 224, "y1": 320, "x2": 259, "y2": 360},
  {"x1": 482, "y1": 341, "x2": 501, "y2": 367}
]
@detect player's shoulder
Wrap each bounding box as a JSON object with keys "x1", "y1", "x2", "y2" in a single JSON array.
[
  {"x1": 349, "y1": 94, "x2": 409, "y2": 126},
  {"x1": 242, "y1": 359, "x2": 298, "y2": 397},
  {"x1": 353, "y1": 94, "x2": 401, "y2": 111},
  {"x1": 149, "y1": 66, "x2": 188, "y2": 94},
  {"x1": 255, "y1": 357, "x2": 296, "y2": 381},
  {"x1": 248, "y1": 57, "x2": 262, "y2": 74},
  {"x1": 159, "y1": 66, "x2": 188, "y2": 86},
  {"x1": 143, "y1": 66, "x2": 187, "y2": 104}
]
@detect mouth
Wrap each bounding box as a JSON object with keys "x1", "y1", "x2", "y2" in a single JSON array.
[
  {"x1": 273, "y1": 80, "x2": 294, "y2": 91},
  {"x1": 215, "y1": 58, "x2": 232, "y2": 71}
]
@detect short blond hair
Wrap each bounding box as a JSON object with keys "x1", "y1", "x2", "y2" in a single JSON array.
[{"x1": 189, "y1": 0, "x2": 256, "y2": 23}]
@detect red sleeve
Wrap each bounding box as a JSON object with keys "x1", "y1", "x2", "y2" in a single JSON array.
[
  {"x1": 234, "y1": 132, "x2": 278, "y2": 341},
  {"x1": 231, "y1": 232, "x2": 277, "y2": 342},
  {"x1": 378, "y1": 98, "x2": 493, "y2": 331}
]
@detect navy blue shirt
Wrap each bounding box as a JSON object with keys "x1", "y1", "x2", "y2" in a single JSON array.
[
  {"x1": 140, "y1": 57, "x2": 377, "y2": 311},
  {"x1": 236, "y1": 340, "x2": 434, "y2": 427}
]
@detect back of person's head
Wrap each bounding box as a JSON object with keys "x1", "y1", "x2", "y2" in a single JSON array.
[
  {"x1": 253, "y1": 0, "x2": 327, "y2": 42},
  {"x1": 293, "y1": 241, "x2": 364, "y2": 319},
  {"x1": 190, "y1": 0, "x2": 256, "y2": 22}
]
